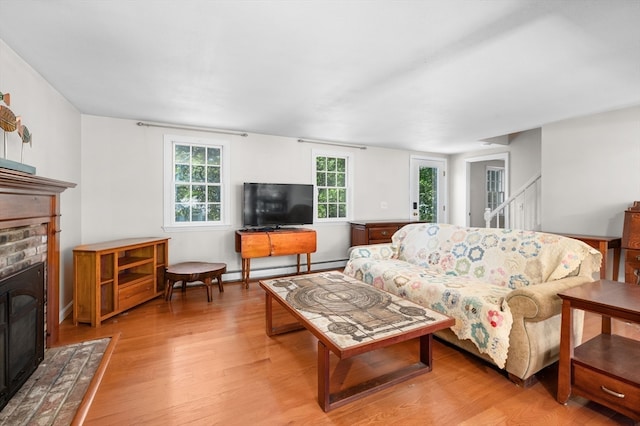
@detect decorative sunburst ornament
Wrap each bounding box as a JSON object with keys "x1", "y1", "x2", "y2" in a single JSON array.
[
  {"x1": 16, "y1": 116, "x2": 32, "y2": 146},
  {"x1": 0, "y1": 92, "x2": 17, "y2": 132},
  {"x1": 0, "y1": 105, "x2": 17, "y2": 132},
  {"x1": 0, "y1": 92, "x2": 10, "y2": 106},
  {"x1": 0, "y1": 89, "x2": 36, "y2": 173}
]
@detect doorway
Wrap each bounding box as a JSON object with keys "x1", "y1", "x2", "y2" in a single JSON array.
[
  {"x1": 465, "y1": 153, "x2": 509, "y2": 227},
  {"x1": 410, "y1": 156, "x2": 447, "y2": 223}
]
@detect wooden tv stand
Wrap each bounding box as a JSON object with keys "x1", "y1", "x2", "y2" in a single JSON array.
[
  {"x1": 235, "y1": 228, "x2": 317, "y2": 287},
  {"x1": 73, "y1": 237, "x2": 169, "y2": 327}
]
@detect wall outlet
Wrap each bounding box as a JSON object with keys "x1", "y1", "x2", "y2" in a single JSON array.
[{"x1": 380, "y1": 201, "x2": 388, "y2": 209}]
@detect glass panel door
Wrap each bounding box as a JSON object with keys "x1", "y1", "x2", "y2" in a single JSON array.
[
  {"x1": 486, "y1": 166, "x2": 505, "y2": 227},
  {"x1": 410, "y1": 157, "x2": 446, "y2": 223}
]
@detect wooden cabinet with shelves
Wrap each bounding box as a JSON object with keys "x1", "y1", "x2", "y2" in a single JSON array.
[
  {"x1": 73, "y1": 237, "x2": 169, "y2": 327},
  {"x1": 350, "y1": 220, "x2": 418, "y2": 246}
]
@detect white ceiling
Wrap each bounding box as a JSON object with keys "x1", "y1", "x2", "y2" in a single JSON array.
[{"x1": 1, "y1": 0, "x2": 639, "y2": 153}]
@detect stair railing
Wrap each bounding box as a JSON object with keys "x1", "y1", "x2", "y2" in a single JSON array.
[{"x1": 484, "y1": 172, "x2": 542, "y2": 230}]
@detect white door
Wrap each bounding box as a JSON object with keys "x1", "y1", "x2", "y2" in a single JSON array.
[{"x1": 410, "y1": 157, "x2": 446, "y2": 223}]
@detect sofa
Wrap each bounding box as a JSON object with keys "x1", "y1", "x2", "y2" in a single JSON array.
[{"x1": 343, "y1": 223, "x2": 602, "y2": 385}]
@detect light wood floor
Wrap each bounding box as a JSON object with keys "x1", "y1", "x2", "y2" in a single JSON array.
[{"x1": 58, "y1": 277, "x2": 639, "y2": 425}]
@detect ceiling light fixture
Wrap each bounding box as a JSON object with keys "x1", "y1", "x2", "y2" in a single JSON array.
[
  {"x1": 297, "y1": 138, "x2": 367, "y2": 150},
  {"x1": 136, "y1": 121, "x2": 248, "y2": 137}
]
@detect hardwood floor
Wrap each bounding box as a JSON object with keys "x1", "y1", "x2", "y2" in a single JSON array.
[{"x1": 58, "y1": 278, "x2": 639, "y2": 425}]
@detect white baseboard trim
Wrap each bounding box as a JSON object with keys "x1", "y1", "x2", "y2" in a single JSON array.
[
  {"x1": 60, "y1": 300, "x2": 73, "y2": 323},
  {"x1": 223, "y1": 259, "x2": 348, "y2": 283}
]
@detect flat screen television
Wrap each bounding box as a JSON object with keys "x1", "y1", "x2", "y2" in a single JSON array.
[{"x1": 242, "y1": 182, "x2": 314, "y2": 228}]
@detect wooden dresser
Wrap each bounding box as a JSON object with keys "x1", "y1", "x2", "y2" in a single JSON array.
[
  {"x1": 350, "y1": 220, "x2": 418, "y2": 246},
  {"x1": 622, "y1": 201, "x2": 640, "y2": 284}
]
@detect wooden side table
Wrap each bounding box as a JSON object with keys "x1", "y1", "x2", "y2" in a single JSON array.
[
  {"x1": 557, "y1": 280, "x2": 640, "y2": 421},
  {"x1": 235, "y1": 228, "x2": 316, "y2": 287},
  {"x1": 560, "y1": 234, "x2": 621, "y2": 280},
  {"x1": 164, "y1": 262, "x2": 227, "y2": 302}
]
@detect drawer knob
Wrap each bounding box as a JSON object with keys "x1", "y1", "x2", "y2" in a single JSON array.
[
  {"x1": 600, "y1": 385, "x2": 625, "y2": 399},
  {"x1": 381, "y1": 231, "x2": 388, "y2": 236}
]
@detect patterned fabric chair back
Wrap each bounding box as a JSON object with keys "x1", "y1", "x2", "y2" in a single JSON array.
[{"x1": 392, "y1": 223, "x2": 601, "y2": 289}]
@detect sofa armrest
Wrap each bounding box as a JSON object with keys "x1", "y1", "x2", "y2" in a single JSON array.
[
  {"x1": 347, "y1": 243, "x2": 395, "y2": 260},
  {"x1": 505, "y1": 276, "x2": 593, "y2": 321}
]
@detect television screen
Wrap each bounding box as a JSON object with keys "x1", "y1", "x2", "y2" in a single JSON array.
[{"x1": 243, "y1": 183, "x2": 314, "y2": 228}]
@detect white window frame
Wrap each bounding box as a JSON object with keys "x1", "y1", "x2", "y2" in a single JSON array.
[
  {"x1": 486, "y1": 165, "x2": 505, "y2": 215},
  {"x1": 163, "y1": 134, "x2": 231, "y2": 231},
  {"x1": 312, "y1": 149, "x2": 354, "y2": 223}
]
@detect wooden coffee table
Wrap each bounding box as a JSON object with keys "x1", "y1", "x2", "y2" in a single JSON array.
[{"x1": 260, "y1": 271, "x2": 454, "y2": 412}]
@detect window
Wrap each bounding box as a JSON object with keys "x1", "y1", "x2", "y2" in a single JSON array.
[
  {"x1": 164, "y1": 135, "x2": 230, "y2": 229},
  {"x1": 313, "y1": 151, "x2": 353, "y2": 222},
  {"x1": 486, "y1": 166, "x2": 505, "y2": 214}
]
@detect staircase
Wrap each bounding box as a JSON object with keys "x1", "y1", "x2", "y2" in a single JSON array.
[{"x1": 484, "y1": 172, "x2": 541, "y2": 230}]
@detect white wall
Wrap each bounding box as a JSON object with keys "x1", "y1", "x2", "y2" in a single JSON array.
[
  {"x1": 0, "y1": 39, "x2": 82, "y2": 316},
  {"x1": 80, "y1": 115, "x2": 433, "y2": 280},
  {"x1": 541, "y1": 106, "x2": 640, "y2": 235}
]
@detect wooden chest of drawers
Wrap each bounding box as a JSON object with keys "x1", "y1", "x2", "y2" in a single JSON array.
[
  {"x1": 622, "y1": 201, "x2": 640, "y2": 284},
  {"x1": 350, "y1": 220, "x2": 419, "y2": 246},
  {"x1": 622, "y1": 202, "x2": 640, "y2": 249},
  {"x1": 625, "y1": 249, "x2": 640, "y2": 285}
]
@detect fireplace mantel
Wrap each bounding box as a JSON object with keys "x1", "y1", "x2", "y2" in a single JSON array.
[{"x1": 0, "y1": 168, "x2": 75, "y2": 346}]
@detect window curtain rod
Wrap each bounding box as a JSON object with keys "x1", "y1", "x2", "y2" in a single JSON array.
[
  {"x1": 136, "y1": 121, "x2": 248, "y2": 137},
  {"x1": 297, "y1": 138, "x2": 367, "y2": 150}
]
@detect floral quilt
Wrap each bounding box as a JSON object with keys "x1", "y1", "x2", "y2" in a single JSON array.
[{"x1": 343, "y1": 223, "x2": 600, "y2": 368}]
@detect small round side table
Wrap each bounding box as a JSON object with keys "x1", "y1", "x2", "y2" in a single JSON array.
[{"x1": 164, "y1": 262, "x2": 227, "y2": 302}]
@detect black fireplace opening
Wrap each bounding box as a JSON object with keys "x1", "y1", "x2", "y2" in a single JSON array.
[{"x1": 0, "y1": 262, "x2": 45, "y2": 410}]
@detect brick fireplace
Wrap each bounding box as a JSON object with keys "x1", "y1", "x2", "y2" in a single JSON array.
[
  {"x1": 0, "y1": 168, "x2": 75, "y2": 345},
  {"x1": 0, "y1": 168, "x2": 75, "y2": 406}
]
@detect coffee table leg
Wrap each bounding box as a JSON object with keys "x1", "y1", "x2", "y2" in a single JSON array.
[
  {"x1": 265, "y1": 292, "x2": 274, "y2": 336},
  {"x1": 318, "y1": 340, "x2": 330, "y2": 411},
  {"x1": 264, "y1": 292, "x2": 305, "y2": 336},
  {"x1": 420, "y1": 333, "x2": 433, "y2": 370},
  {"x1": 317, "y1": 335, "x2": 434, "y2": 412}
]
